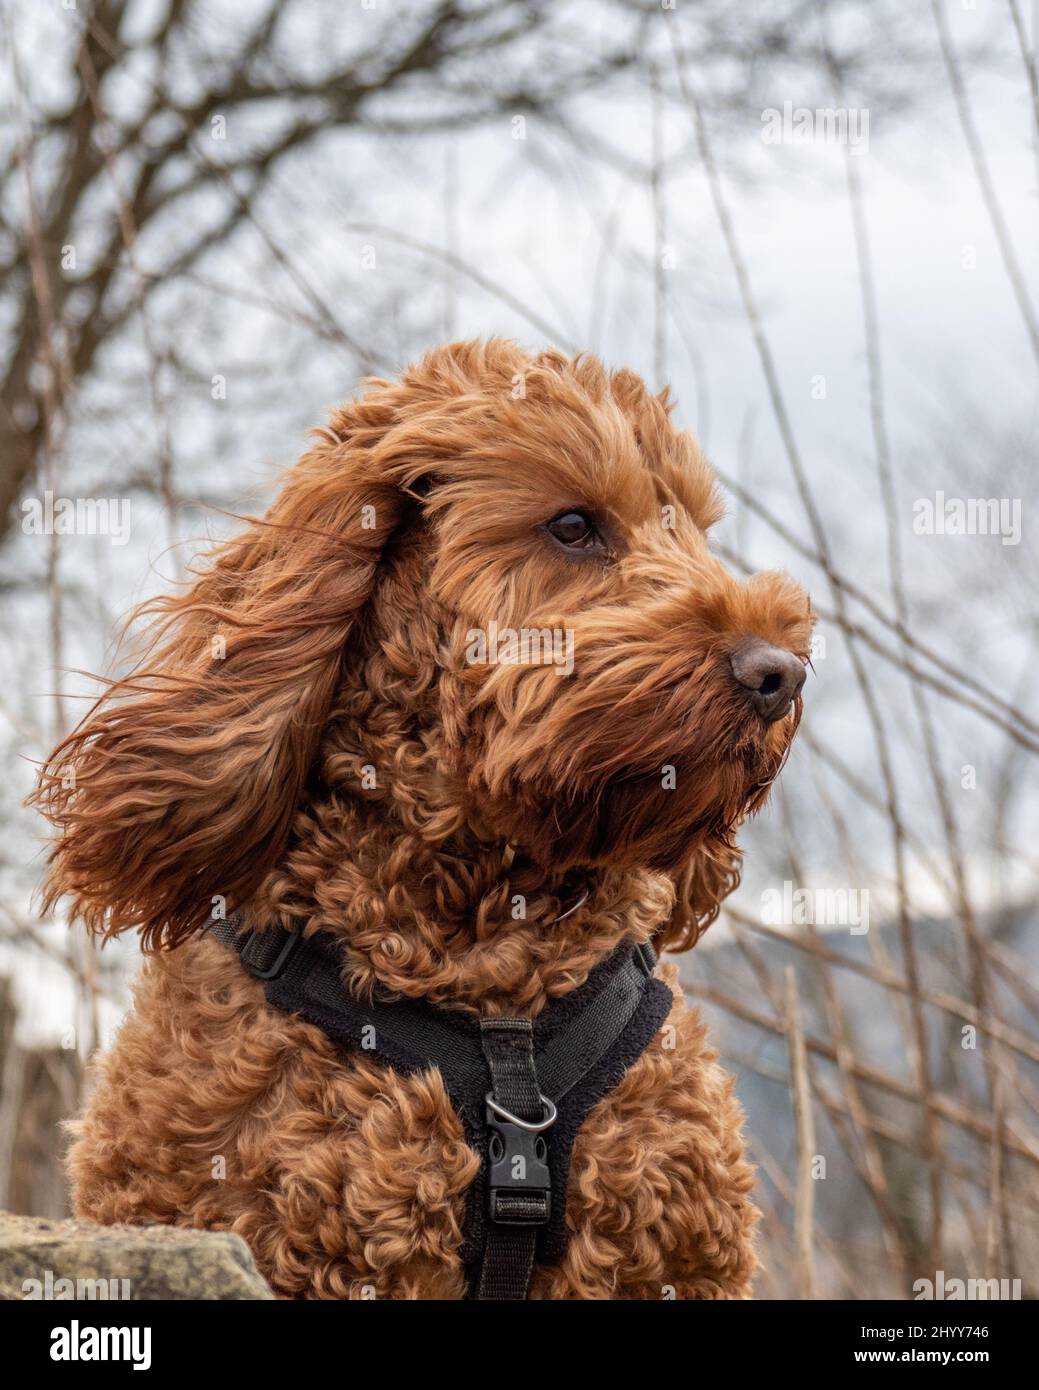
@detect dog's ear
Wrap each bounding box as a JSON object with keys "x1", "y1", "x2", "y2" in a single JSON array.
[
  {"x1": 30, "y1": 416, "x2": 407, "y2": 950},
  {"x1": 657, "y1": 840, "x2": 742, "y2": 953}
]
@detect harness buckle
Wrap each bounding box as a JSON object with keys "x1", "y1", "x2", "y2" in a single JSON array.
[
  {"x1": 239, "y1": 928, "x2": 300, "y2": 981},
  {"x1": 485, "y1": 1096, "x2": 553, "y2": 1227}
]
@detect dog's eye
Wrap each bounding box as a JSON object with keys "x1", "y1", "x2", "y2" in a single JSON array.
[{"x1": 546, "y1": 510, "x2": 604, "y2": 553}]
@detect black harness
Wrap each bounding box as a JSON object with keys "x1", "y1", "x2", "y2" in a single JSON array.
[{"x1": 210, "y1": 913, "x2": 672, "y2": 1300}]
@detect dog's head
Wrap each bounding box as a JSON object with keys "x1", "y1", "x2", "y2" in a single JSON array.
[{"x1": 33, "y1": 341, "x2": 811, "y2": 953}]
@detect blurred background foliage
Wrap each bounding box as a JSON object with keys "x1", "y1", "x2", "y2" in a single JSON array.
[{"x1": 1, "y1": 0, "x2": 1036, "y2": 1298}]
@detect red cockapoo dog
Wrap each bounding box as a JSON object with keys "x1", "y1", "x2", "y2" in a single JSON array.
[{"x1": 32, "y1": 340, "x2": 810, "y2": 1300}]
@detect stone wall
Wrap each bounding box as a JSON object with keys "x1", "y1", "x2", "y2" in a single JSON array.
[{"x1": 0, "y1": 1212, "x2": 274, "y2": 1300}]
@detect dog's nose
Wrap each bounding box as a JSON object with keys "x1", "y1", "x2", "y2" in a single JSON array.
[{"x1": 729, "y1": 639, "x2": 806, "y2": 723}]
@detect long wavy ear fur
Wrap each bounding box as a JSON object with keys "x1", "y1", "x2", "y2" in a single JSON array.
[{"x1": 30, "y1": 417, "x2": 404, "y2": 950}]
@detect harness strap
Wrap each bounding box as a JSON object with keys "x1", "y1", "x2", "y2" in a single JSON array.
[
  {"x1": 535, "y1": 944, "x2": 654, "y2": 1100},
  {"x1": 208, "y1": 914, "x2": 671, "y2": 1299},
  {"x1": 477, "y1": 1019, "x2": 550, "y2": 1299}
]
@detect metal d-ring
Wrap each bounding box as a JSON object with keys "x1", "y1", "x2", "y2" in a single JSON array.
[{"x1": 485, "y1": 1092, "x2": 558, "y2": 1132}]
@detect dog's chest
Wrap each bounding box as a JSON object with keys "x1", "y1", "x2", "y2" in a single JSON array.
[
  {"x1": 253, "y1": 1004, "x2": 687, "y2": 1296},
  {"x1": 88, "y1": 946, "x2": 755, "y2": 1297}
]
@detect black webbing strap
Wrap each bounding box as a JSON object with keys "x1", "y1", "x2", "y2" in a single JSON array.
[
  {"x1": 209, "y1": 914, "x2": 488, "y2": 1093},
  {"x1": 477, "y1": 1019, "x2": 552, "y2": 1300},
  {"x1": 208, "y1": 914, "x2": 670, "y2": 1299},
  {"x1": 472, "y1": 944, "x2": 658, "y2": 1297},
  {"x1": 535, "y1": 943, "x2": 654, "y2": 1101}
]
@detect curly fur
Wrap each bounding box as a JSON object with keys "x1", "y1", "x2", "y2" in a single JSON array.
[{"x1": 32, "y1": 340, "x2": 811, "y2": 1299}]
